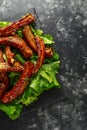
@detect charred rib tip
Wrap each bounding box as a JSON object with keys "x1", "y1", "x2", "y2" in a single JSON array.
[{"x1": 28, "y1": 14, "x2": 36, "y2": 21}]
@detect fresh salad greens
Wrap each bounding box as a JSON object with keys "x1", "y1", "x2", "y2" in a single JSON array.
[
  {"x1": 0, "y1": 21, "x2": 60, "y2": 120},
  {"x1": 30, "y1": 26, "x2": 55, "y2": 45}
]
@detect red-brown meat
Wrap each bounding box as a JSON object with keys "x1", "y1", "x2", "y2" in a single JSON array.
[
  {"x1": 0, "y1": 49, "x2": 9, "y2": 97},
  {"x1": 5, "y1": 46, "x2": 15, "y2": 65},
  {"x1": 0, "y1": 83, "x2": 6, "y2": 97},
  {"x1": 33, "y1": 36, "x2": 45, "y2": 74},
  {"x1": 45, "y1": 47, "x2": 53, "y2": 58},
  {"x1": 0, "y1": 35, "x2": 32, "y2": 58},
  {"x1": 1, "y1": 61, "x2": 34, "y2": 103},
  {"x1": 23, "y1": 25, "x2": 37, "y2": 52},
  {"x1": 0, "y1": 14, "x2": 35, "y2": 37},
  {"x1": 0, "y1": 62, "x2": 23, "y2": 73},
  {"x1": 23, "y1": 25, "x2": 53, "y2": 57}
]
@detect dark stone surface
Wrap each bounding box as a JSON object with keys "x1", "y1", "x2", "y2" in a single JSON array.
[{"x1": 0, "y1": 0, "x2": 87, "y2": 130}]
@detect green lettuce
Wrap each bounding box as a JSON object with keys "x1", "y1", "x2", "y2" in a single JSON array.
[
  {"x1": 0, "y1": 21, "x2": 54, "y2": 44},
  {"x1": 20, "y1": 61, "x2": 60, "y2": 105},
  {"x1": 0, "y1": 21, "x2": 61, "y2": 120},
  {"x1": 0, "y1": 61, "x2": 60, "y2": 119},
  {"x1": 0, "y1": 21, "x2": 11, "y2": 27},
  {"x1": 30, "y1": 26, "x2": 55, "y2": 44},
  {"x1": 0, "y1": 102, "x2": 23, "y2": 120}
]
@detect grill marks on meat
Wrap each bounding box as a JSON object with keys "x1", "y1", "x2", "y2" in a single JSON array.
[
  {"x1": 0, "y1": 14, "x2": 35, "y2": 37},
  {"x1": 1, "y1": 61, "x2": 34, "y2": 103}
]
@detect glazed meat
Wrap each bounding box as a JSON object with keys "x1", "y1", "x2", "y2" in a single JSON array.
[
  {"x1": 0, "y1": 14, "x2": 35, "y2": 37},
  {"x1": 0, "y1": 62, "x2": 23, "y2": 73},
  {"x1": 23, "y1": 25, "x2": 37, "y2": 52},
  {"x1": 23, "y1": 25, "x2": 53, "y2": 57},
  {"x1": 5, "y1": 46, "x2": 15, "y2": 65},
  {"x1": 45, "y1": 47, "x2": 53, "y2": 58},
  {"x1": 0, "y1": 49, "x2": 9, "y2": 97},
  {"x1": 0, "y1": 13, "x2": 54, "y2": 103},
  {"x1": 1, "y1": 61, "x2": 34, "y2": 103},
  {"x1": 0, "y1": 35, "x2": 32, "y2": 58},
  {"x1": 33, "y1": 36, "x2": 45, "y2": 74}
]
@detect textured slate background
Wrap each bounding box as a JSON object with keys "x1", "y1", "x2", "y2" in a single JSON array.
[{"x1": 0, "y1": 0, "x2": 87, "y2": 130}]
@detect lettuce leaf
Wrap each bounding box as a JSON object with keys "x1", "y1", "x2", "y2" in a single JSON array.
[
  {"x1": 0, "y1": 21, "x2": 61, "y2": 120},
  {"x1": 0, "y1": 102, "x2": 23, "y2": 120},
  {"x1": 0, "y1": 61, "x2": 60, "y2": 119},
  {"x1": 0, "y1": 60, "x2": 60, "y2": 120},
  {"x1": 30, "y1": 26, "x2": 55, "y2": 45},
  {"x1": 0, "y1": 21, "x2": 54, "y2": 44},
  {"x1": 20, "y1": 61, "x2": 60, "y2": 105},
  {"x1": 0, "y1": 21, "x2": 11, "y2": 27}
]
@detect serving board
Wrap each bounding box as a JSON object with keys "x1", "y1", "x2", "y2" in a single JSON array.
[{"x1": 0, "y1": 8, "x2": 66, "y2": 129}]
